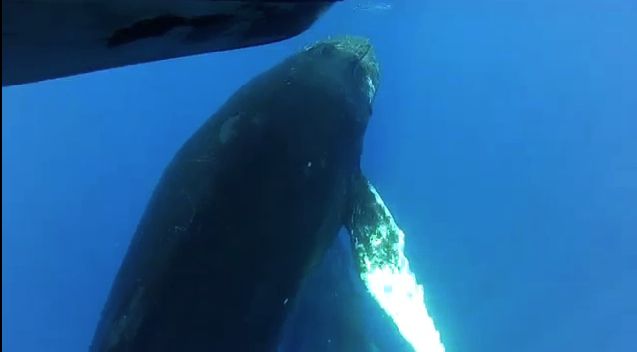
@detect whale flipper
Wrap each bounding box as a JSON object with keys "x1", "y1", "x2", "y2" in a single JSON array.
[
  {"x1": 346, "y1": 174, "x2": 445, "y2": 352},
  {"x1": 278, "y1": 229, "x2": 415, "y2": 352}
]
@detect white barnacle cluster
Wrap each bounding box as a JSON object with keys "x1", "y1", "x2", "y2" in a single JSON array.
[
  {"x1": 366, "y1": 75, "x2": 377, "y2": 104},
  {"x1": 354, "y1": 183, "x2": 445, "y2": 352}
]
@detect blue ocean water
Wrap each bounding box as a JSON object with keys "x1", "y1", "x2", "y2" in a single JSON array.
[{"x1": 2, "y1": 1, "x2": 636, "y2": 351}]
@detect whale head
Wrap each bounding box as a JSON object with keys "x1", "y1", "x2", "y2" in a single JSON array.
[{"x1": 305, "y1": 35, "x2": 380, "y2": 105}]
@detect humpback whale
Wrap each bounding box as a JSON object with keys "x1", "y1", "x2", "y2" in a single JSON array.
[
  {"x1": 91, "y1": 35, "x2": 443, "y2": 351},
  {"x1": 2, "y1": 0, "x2": 341, "y2": 86}
]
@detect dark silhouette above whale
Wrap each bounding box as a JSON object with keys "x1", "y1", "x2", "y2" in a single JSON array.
[
  {"x1": 90, "y1": 35, "x2": 444, "y2": 352},
  {"x1": 2, "y1": 0, "x2": 341, "y2": 86}
]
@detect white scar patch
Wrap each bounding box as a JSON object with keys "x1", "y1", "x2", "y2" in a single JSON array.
[{"x1": 219, "y1": 113, "x2": 240, "y2": 144}]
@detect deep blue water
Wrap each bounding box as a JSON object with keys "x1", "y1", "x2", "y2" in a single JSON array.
[{"x1": 3, "y1": 1, "x2": 636, "y2": 351}]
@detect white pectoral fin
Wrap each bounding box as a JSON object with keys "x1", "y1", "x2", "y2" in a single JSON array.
[{"x1": 346, "y1": 175, "x2": 445, "y2": 352}]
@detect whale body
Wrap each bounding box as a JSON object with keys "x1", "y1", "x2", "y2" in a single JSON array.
[{"x1": 91, "y1": 35, "x2": 382, "y2": 351}]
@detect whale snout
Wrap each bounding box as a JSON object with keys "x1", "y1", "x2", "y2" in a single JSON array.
[{"x1": 305, "y1": 36, "x2": 380, "y2": 104}]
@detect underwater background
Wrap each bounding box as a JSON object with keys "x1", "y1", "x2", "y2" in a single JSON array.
[{"x1": 3, "y1": 1, "x2": 636, "y2": 351}]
